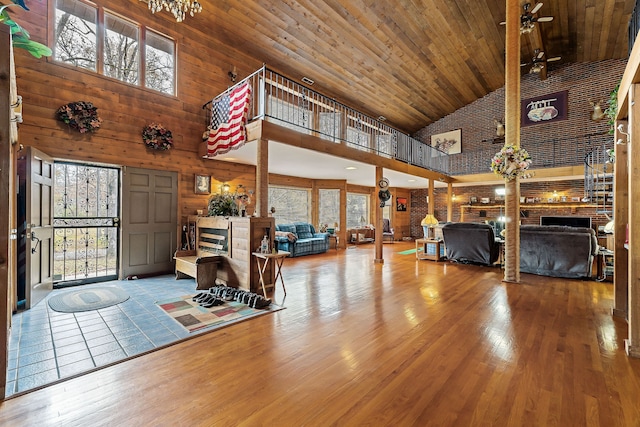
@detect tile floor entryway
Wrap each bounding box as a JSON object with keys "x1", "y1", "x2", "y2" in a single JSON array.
[{"x1": 6, "y1": 275, "x2": 199, "y2": 398}]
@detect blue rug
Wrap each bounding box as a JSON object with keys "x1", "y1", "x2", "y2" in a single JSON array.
[{"x1": 48, "y1": 286, "x2": 130, "y2": 313}]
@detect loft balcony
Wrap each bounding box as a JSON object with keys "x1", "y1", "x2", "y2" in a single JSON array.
[{"x1": 202, "y1": 66, "x2": 451, "y2": 187}]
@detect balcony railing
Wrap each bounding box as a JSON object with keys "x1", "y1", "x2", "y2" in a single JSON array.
[
  {"x1": 448, "y1": 132, "x2": 612, "y2": 176},
  {"x1": 203, "y1": 66, "x2": 450, "y2": 175}
]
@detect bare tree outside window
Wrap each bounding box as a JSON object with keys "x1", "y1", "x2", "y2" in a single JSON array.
[
  {"x1": 146, "y1": 30, "x2": 175, "y2": 95},
  {"x1": 347, "y1": 193, "x2": 369, "y2": 228},
  {"x1": 54, "y1": 0, "x2": 97, "y2": 71},
  {"x1": 54, "y1": 0, "x2": 175, "y2": 95},
  {"x1": 268, "y1": 187, "x2": 311, "y2": 224},
  {"x1": 104, "y1": 14, "x2": 139, "y2": 85}
]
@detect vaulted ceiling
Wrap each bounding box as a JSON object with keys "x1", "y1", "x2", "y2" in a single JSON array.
[{"x1": 191, "y1": 0, "x2": 635, "y2": 135}]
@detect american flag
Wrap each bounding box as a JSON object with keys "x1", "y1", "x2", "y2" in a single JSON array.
[{"x1": 207, "y1": 82, "x2": 251, "y2": 157}]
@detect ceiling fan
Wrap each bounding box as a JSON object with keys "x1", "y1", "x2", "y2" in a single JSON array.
[
  {"x1": 521, "y1": 49, "x2": 561, "y2": 74},
  {"x1": 500, "y1": 2, "x2": 554, "y2": 34}
]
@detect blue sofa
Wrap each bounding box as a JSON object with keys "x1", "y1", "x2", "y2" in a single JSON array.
[{"x1": 274, "y1": 222, "x2": 330, "y2": 257}]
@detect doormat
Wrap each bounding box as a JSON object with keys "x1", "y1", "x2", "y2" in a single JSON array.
[
  {"x1": 398, "y1": 248, "x2": 421, "y2": 255},
  {"x1": 156, "y1": 295, "x2": 284, "y2": 333},
  {"x1": 48, "y1": 286, "x2": 130, "y2": 313}
]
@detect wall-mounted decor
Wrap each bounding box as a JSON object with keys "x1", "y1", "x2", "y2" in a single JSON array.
[
  {"x1": 56, "y1": 101, "x2": 102, "y2": 133},
  {"x1": 195, "y1": 175, "x2": 211, "y2": 195},
  {"x1": 142, "y1": 123, "x2": 173, "y2": 150},
  {"x1": 431, "y1": 129, "x2": 461, "y2": 155},
  {"x1": 396, "y1": 197, "x2": 407, "y2": 211},
  {"x1": 521, "y1": 90, "x2": 568, "y2": 126}
]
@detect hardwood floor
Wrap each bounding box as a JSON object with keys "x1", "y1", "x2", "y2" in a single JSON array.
[{"x1": 1, "y1": 242, "x2": 639, "y2": 426}]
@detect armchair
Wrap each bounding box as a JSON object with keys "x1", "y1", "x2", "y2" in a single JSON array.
[{"x1": 382, "y1": 218, "x2": 395, "y2": 243}]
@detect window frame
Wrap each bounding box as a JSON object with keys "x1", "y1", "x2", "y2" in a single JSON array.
[{"x1": 51, "y1": 0, "x2": 177, "y2": 96}]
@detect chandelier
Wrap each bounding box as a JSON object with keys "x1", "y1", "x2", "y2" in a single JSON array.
[{"x1": 146, "y1": 0, "x2": 202, "y2": 22}]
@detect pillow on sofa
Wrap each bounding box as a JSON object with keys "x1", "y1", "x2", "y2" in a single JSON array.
[{"x1": 275, "y1": 230, "x2": 298, "y2": 242}]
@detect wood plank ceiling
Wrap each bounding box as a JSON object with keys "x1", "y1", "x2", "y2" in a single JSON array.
[{"x1": 190, "y1": 0, "x2": 634, "y2": 134}]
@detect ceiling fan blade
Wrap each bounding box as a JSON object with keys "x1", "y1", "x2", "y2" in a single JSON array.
[
  {"x1": 531, "y1": 3, "x2": 543, "y2": 14},
  {"x1": 537, "y1": 16, "x2": 554, "y2": 22},
  {"x1": 547, "y1": 56, "x2": 561, "y2": 62},
  {"x1": 537, "y1": 51, "x2": 545, "y2": 59}
]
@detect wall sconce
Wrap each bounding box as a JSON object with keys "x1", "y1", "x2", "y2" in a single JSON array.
[
  {"x1": 221, "y1": 182, "x2": 230, "y2": 193},
  {"x1": 451, "y1": 193, "x2": 456, "y2": 201}
]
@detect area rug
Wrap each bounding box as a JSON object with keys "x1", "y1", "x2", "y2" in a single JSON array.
[
  {"x1": 48, "y1": 286, "x2": 130, "y2": 313},
  {"x1": 398, "y1": 248, "x2": 421, "y2": 255},
  {"x1": 156, "y1": 295, "x2": 284, "y2": 333}
]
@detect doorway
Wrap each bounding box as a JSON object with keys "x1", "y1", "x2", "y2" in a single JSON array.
[{"x1": 52, "y1": 162, "x2": 120, "y2": 288}]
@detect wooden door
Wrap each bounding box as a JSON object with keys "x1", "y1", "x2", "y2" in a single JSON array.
[
  {"x1": 21, "y1": 147, "x2": 55, "y2": 309},
  {"x1": 121, "y1": 167, "x2": 177, "y2": 278}
]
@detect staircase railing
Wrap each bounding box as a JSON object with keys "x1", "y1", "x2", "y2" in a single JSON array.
[
  {"x1": 584, "y1": 143, "x2": 615, "y2": 216},
  {"x1": 203, "y1": 66, "x2": 450, "y2": 174}
]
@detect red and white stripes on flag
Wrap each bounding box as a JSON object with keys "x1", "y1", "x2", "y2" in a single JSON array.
[{"x1": 206, "y1": 82, "x2": 251, "y2": 157}]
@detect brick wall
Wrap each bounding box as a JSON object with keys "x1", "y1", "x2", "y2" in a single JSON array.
[
  {"x1": 410, "y1": 181, "x2": 611, "y2": 238},
  {"x1": 413, "y1": 59, "x2": 626, "y2": 174},
  {"x1": 408, "y1": 60, "x2": 625, "y2": 238}
]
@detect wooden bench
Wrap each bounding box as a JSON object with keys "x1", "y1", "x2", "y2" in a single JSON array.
[{"x1": 174, "y1": 217, "x2": 228, "y2": 290}]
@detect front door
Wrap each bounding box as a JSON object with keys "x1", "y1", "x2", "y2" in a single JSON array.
[
  {"x1": 22, "y1": 147, "x2": 54, "y2": 309},
  {"x1": 121, "y1": 167, "x2": 177, "y2": 278}
]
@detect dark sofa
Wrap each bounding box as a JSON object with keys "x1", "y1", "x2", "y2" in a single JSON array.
[
  {"x1": 520, "y1": 225, "x2": 598, "y2": 279},
  {"x1": 442, "y1": 222, "x2": 500, "y2": 265},
  {"x1": 274, "y1": 222, "x2": 330, "y2": 257}
]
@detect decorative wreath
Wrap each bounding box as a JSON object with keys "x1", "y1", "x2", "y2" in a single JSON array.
[
  {"x1": 490, "y1": 144, "x2": 533, "y2": 181},
  {"x1": 56, "y1": 101, "x2": 102, "y2": 133},
  {"x1": 142, "y1": 123, "x2": 173, "y2": 150}
]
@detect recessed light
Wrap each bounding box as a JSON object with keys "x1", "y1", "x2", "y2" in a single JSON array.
[
  {"x1": 345, "y1": 166, "x2": 357, "y2": 170},
  {"x1": 378, "y1": 116, "x2": 386, "y2": 122},
  {"x1": 408, "y1": 179, "x2": 416, "y2": 182},
  {"x1": 301, "y1": 76, "x2": 314, "y2": 85}
]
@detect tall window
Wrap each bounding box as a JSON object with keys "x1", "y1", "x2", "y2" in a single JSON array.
[
  {"x1": 319, "y1": 189, "x2": 340, "y2": 228},
  {"x1": 54, "y1": 0, "x2": 176, "y2": 95},
  {"x1": 145, "y1": 30, "x2": 175, "y2": 94},
  {"x1": 346, "y1": 193, "x2": 369, "y2": 228},
  {"x1": 54, "y1": 0, "x2": 97, "y2": 71},
  {"x1": 104, "y1": 14, "x2": 139, "y2": 84},
  {"x1": 268, "y1": 186, "x2": 311, "y2": 224}
]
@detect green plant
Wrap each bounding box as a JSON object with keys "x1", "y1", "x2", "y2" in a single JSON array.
[
  {"x1": 604, "y1": 83, "x2": 620, "y2": 135},
  {"x1": 1, "y1": 1, "x2": 52, "y2": 58},
  {"x1": 208, "y1": 193, "x2": 239, "y2": 217}
]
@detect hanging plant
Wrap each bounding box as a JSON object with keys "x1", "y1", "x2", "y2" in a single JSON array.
[
  {"x1": 490, "y1": 144, "x2": 533, "y2": 181},
  {"x1": 142, "y1": 123, "x2": 173, "y2": 150},
  {"x1": 604, "y1": 83, "x2": 619, "y2": 135},
  {"x1": 56, "y1": 101, "x2": 102, "y2": 133}
]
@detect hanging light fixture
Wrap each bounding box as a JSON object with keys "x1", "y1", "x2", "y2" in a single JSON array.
[{"x1": 146, "y1": 0, "x2": 202, "y2": 22}]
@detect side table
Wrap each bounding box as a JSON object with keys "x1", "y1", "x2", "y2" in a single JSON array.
[
  {"x1": 328, "y1": 234, "x2": 339, "y2": 250},
  {"x1": 252, "y1": 251, "x2": 290, "y2": 297},
  {"x1": 416, "y1": 238, "x2": 444, "y2": 261}
]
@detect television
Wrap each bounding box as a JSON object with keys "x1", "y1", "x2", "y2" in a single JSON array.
[{"x1": 540, "y1": 216, "x2": 592, "y2": 229}]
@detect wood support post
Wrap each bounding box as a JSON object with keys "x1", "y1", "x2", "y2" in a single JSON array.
[
  {"x1": 613, "y1": 121, "x2": 629, "y2": 319},
  {"x1": 447, "y1": 182, "x2": 453, "y2": 222},
  {"x1": 428, "y1": 179, "x2": 435, "y2": 216},
  {"x1": 256, "y1": 138, "x2": 269, "y2": 217},
  {"x1": 626, "y1": 84, "x2": 640, "y2": 357},
  {"x1": 374, "y1": 166, "x2": 383, "y2": 264},
  {"x1": 503, "y1": 0, "x2": 521, "y2": 283}
]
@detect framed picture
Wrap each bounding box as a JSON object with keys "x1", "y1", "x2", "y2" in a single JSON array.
[
  {"x1": 470, "y1": 196, "x2": 478, "y2": 204},
  {"x1": 195, "y1": 175, "x2": 211, "y2": 195},
  {"x1": 396, "y1": 197, "x2": 407, "y2": 211},
  {"x1": 431, "y1": 129, "x2": 462, "y2": 156}
]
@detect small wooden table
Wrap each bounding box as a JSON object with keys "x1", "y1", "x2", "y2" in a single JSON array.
[
  {"x1": 252, "y1": 251, "x2": 290, "y2": 297},
  {"x1": 328, "y1": 234, "x2": 339, "y2": 250},
  {"x1": 415, "y1": 238, "x2": 444, "y2": 261}
]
